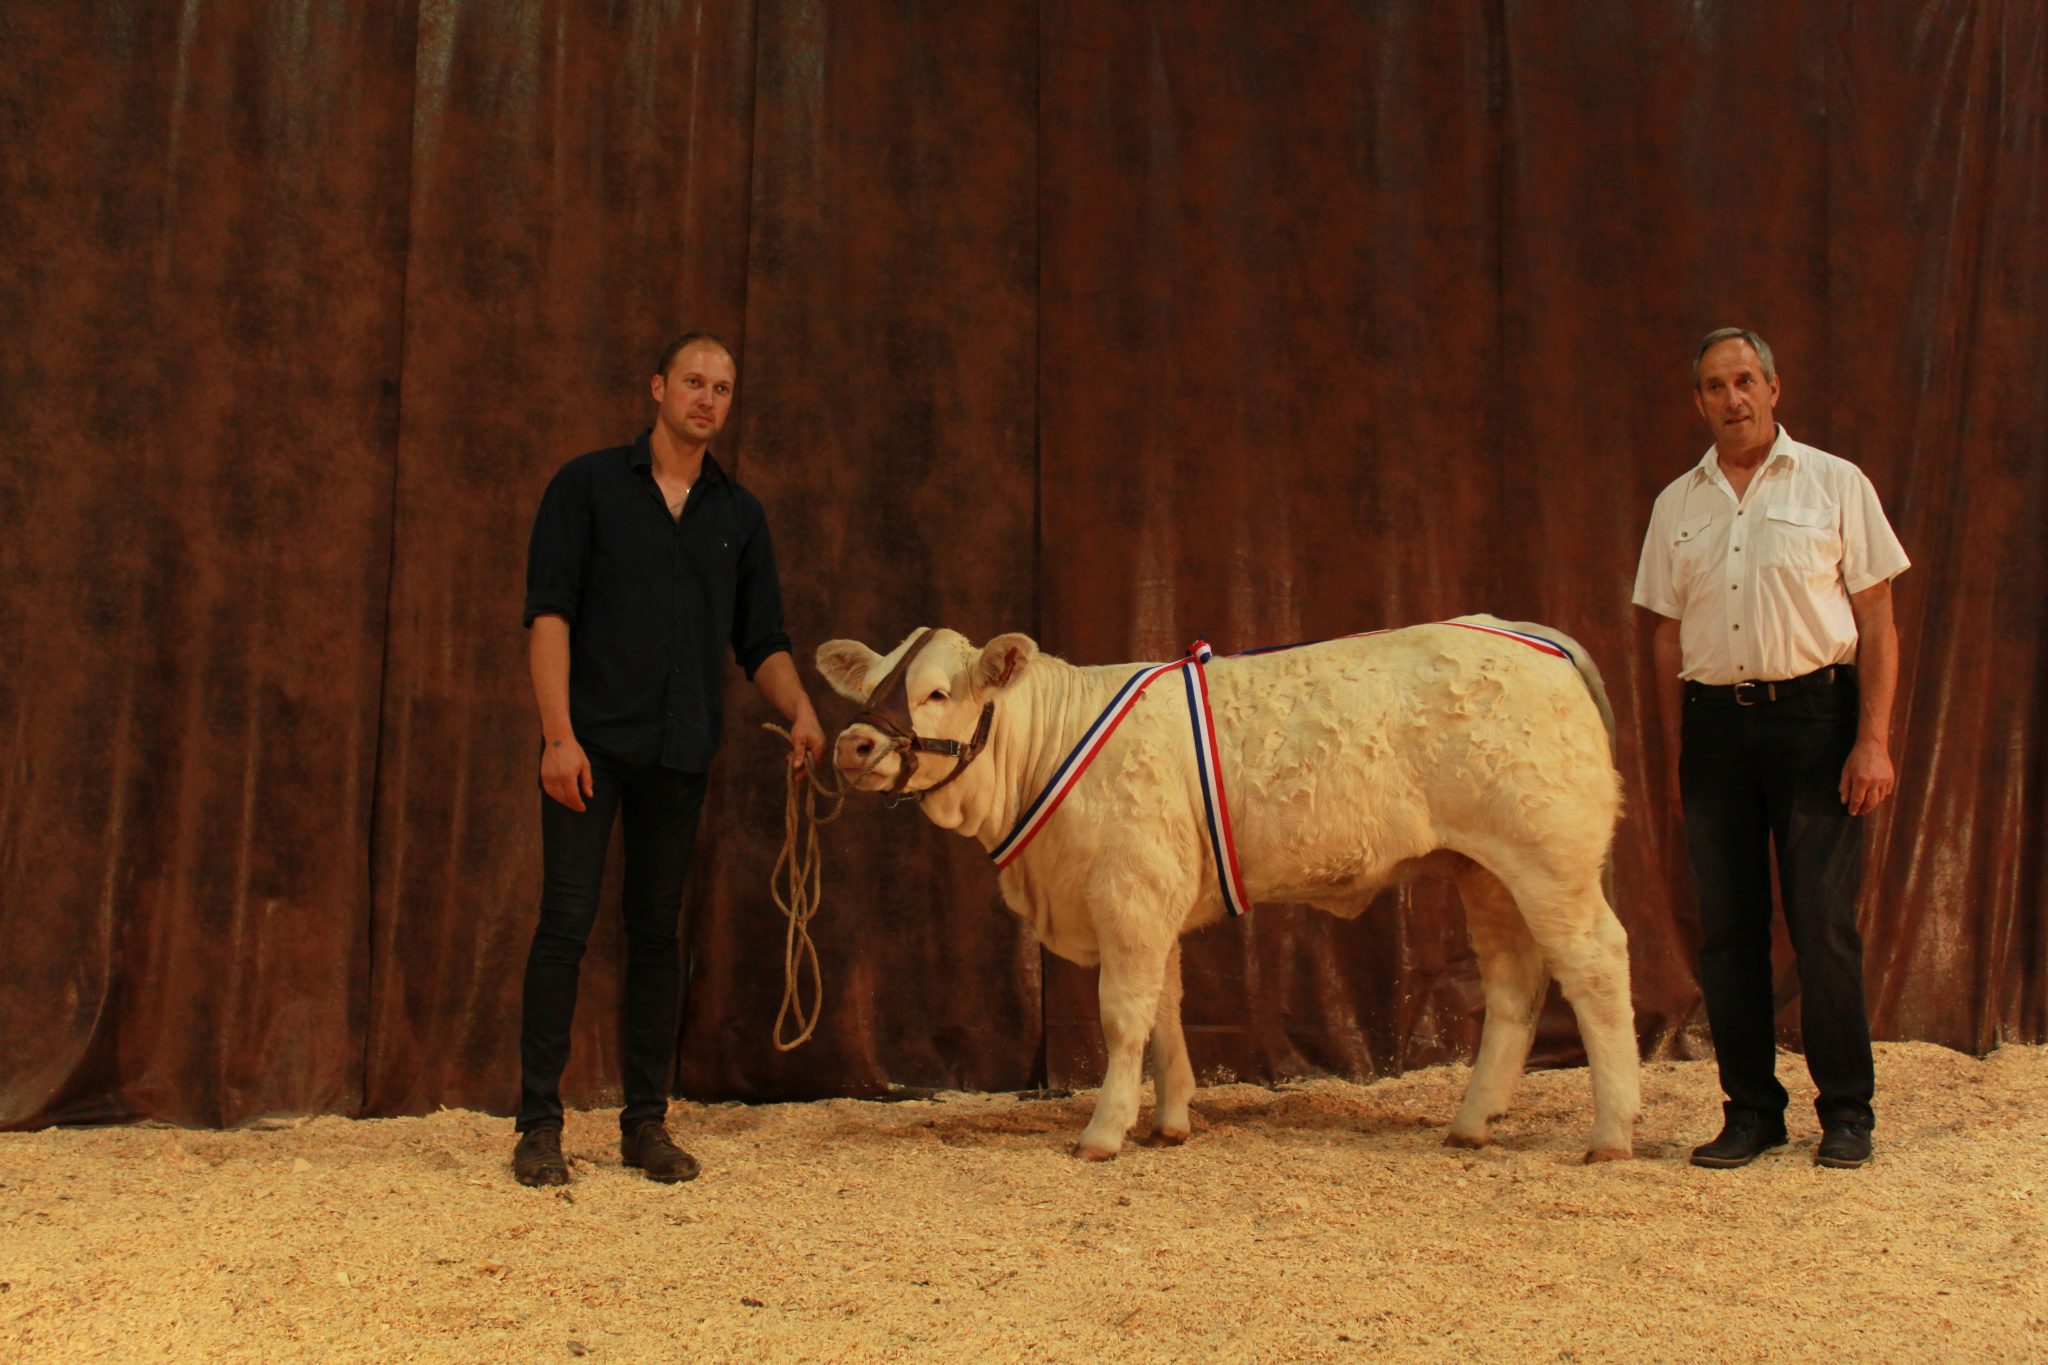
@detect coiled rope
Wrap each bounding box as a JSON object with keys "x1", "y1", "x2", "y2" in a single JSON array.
[{"x1": 761, "y1": 724, "x2": 847, "y2": 1050}]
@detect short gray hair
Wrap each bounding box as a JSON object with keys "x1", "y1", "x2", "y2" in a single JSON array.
[{"x1": 1692, "y1": 327, "x2": 1777, "y2": 386}]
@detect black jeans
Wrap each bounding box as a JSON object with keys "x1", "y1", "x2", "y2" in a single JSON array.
[
  {"x1": 1681, "y1": 674, "x2": 1875, "y2": 1130},
  {"x1": 517, "y1": 752, "x2": 709, "y2": 1135}
]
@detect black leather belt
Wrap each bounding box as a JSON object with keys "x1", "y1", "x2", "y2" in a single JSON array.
[{"x1": 1686, "y1": 665, "x2": 1854, "y2": 707}]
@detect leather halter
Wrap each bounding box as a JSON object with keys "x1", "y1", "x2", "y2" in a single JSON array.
[{"x1": 850, "y1": 628, "x2": 995, "y2": 799}]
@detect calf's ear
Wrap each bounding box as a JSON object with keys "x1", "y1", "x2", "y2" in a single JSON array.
[
  {"x1": 815, "y1": 639, "x2": 882, "y2": 700},
  {"x1": 976, "y1": 633, "x2": 1038, "y2": 691}
]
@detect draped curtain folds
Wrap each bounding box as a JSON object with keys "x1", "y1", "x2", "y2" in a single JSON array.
[{"x1": 2, "y1": 1, "x2": 2040, "y2": 1128}]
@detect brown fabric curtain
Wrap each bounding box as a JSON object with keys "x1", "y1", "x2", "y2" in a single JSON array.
[
  {"x1": 1, "y1": 3, "x2": 417, "y2": 1126},
  {"x1": 3, "y1": 1, "x2": 2042, "y2": 1129}
]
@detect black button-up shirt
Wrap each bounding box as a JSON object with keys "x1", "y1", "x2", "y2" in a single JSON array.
[{"x1": 523, "y1": 430, "x2": 792, "y2": 772}]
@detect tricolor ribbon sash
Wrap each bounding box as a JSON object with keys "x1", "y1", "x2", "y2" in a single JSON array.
[
  {"x1": 989, "y1": 622, "x2": 1573, "y2": 919},
  {"x1": 990, "y1": 644, "x2": 1203, "y2": 858},
  {"x1": 1179, "y1": 642, "x2": 1251, "y2": 917}
]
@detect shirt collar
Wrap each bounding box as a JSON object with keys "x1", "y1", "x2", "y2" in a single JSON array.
[
  {"x1": 1692, "y1": 423, "x2": 1799, "y2": 483},
  {"x1": 631, "y1": 427, "x2": 728, "y2": 485}
]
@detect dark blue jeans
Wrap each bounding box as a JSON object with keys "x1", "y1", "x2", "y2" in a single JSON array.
[
  {"x1": 1681, "y1": 676, "x2": 1875, "y2": 1130},
  {"x1": 517, "y1": 752, "x2": 708, "y2": 1135}
]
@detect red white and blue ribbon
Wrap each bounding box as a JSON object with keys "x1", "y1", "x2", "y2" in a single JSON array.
[
  {"x1": 989, "y1": 622, "x2": 1573, "y2": 920},
  {"x1": 1179, "y1": 641, "x2": 1251, "y2": 917},
  {"x1": 990, "y1": 645, "x2": 1204, "y2": 868},
  {"x1": 1234, "y1": 619, "x2": 1573, "y2": 663},
  {"x1": 990, "y1": 638, "x2": 1252, "y2": 916},
  {"x1": 1439, "y1": 620, "x2": 1572, "y2": 660}
]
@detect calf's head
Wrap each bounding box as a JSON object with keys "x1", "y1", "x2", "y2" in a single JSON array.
[{"x1": 815, "y1": 628, "x2": 1038, "y2": 795}]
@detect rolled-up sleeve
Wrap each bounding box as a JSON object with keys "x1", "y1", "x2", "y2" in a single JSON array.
[
  {"x1": 523, "y1": 460, "x2": 590, "y2": 627},
  {"x1": 730, "y1": 503, "x2": 793, "y2": 679}
]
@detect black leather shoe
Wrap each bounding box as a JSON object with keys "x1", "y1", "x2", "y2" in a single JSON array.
[
  {"x1": 513, "y1": 1125, "x2": 570, "y2": 1186},
  {"x1": 622, "y1": 1120, "x2": 701, "y2": 1183},
  {"x1": 1689, "y1": 1114, "x2": 1788, "y2": 1168},
  {"x1": 1816, "y1": 1123, "x2": 1873, "y2": 1168}
]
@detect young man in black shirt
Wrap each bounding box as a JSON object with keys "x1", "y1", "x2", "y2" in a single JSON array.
[{"x1": 514, "y1": 332, "x2": 825, "y2": 1186}]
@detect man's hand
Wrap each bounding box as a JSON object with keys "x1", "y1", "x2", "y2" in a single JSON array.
[
  {"x1": 788, "y1": 709, "x2": 827, "y2": 771},
  {"x1": 1843, "y1": 580, "x2": 1901, "y2": 819},
  {"x1": 541, "y1": 735, "x2": 595, "y2": 811},
  {"x1": 1648, "y1": 613, "x2": 1687, "y2": 829},
  {"x1": 752, "y1": 651, "x2": 827, "y2": 771},
  {"x1": 528, "y1": 615, "x2": 589, "y2": 809},
  {"x1": 1839, "y1": 738, "x2": 1894, "y2": 816}
]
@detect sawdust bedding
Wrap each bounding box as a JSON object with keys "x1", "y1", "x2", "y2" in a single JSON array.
[{"x1": 1, "y1": 1041, "x2": 2042, "y2": 1363}]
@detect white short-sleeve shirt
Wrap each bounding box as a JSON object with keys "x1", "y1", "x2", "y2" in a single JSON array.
[{"x1": 1632, "y1": 426, "x2": 1909, "y2": 685}]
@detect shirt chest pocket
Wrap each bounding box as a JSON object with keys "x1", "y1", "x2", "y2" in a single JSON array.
[
  {"x1": 683, "y1": 519, "x2": 742, "y2": 586},
  {"x1": 1670, "y1": 514, "x2": 1716, "y2": 595},
  {"x1": 1762, "y1": 504, "x2": 1840, "y2": 578}
]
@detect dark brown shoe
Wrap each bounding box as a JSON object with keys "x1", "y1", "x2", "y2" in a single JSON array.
[
  {"x1": 621, "y1": 1120, "x2": 700, "y2": 1183},
  {"x1": 1689, "y1": 1112, "x2": 1788, "y2": 1169},
  {"x1": 1816, "y1": 1123, "x2": 1873, "y2": 1169},
  {"x1": 513, "y1": 1125, "x2": 570, "y2": 1186}
]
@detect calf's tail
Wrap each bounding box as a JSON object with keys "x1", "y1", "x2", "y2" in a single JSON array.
[{"x1": 1565, "y1": 639, "x2": 1620, "y2": 765}]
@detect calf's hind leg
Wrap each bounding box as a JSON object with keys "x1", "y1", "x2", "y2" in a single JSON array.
[
  {"x1": 1446, "y1": 864, "x2": 1552, "y2": 1149},
  {"x1": 1140, "y1": 941, "x2": 1196, "y2": 1146},
  {"x1": 1507, "y1": 870, "x2": 1640, "y2": 1161}
]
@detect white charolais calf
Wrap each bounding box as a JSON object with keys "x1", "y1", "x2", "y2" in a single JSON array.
[{"x1": 815, "y1": 617, "x2": 1638, "y2": 1162}]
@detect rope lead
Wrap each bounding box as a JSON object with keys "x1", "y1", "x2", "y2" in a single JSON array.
[{"x1": 761, "y1": 724, "x2": 846, "y2": 1050}]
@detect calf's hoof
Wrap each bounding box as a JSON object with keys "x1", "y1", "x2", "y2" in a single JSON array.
[
  {"x1": 1582, "y1": 1147, "x2": 1631, "y2": 1164},
  {"x1": 1071, "y1": 1141, "x2": 1118, "y2": 1162},
  {"x1": 1139, "y1": 1128, "x2": 1189, "y2": 1148},
  {"x1": 1443, "y1": 1131, "x2": 1487, "y2": 1150}
]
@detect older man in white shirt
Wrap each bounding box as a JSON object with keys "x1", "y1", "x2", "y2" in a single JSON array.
[{"x1": 1634, "y1": 327, "x2": 1908, "y2": 1171}]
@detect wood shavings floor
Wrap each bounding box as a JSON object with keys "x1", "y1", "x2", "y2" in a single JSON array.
[{"x1": 2, "y1": 1042, "x2": 2043, "y2": 1362}]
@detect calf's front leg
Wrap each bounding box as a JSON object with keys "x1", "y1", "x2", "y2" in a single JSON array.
[{"x1": 1076, "y1": 932, "x2": 1173, "y2": 1161}]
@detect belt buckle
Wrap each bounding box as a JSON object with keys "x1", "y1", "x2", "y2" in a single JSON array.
[{"x1": 1732, "y1": 680, "x2": 1763, "y2": 707}]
